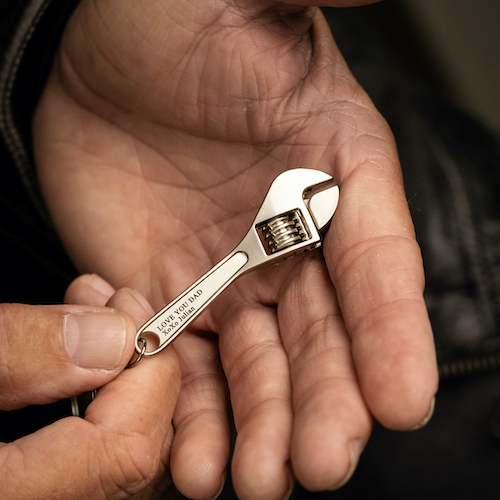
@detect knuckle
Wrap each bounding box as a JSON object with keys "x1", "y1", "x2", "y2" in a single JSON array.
[
  {"x1": 99, "y1": 432, "x2": 161, "y2": 497},
  {"x1": 0, "y1": 304, "x2": 23, "y2": 406}
]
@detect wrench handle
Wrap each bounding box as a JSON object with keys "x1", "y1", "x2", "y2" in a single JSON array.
[{"x1": 135, "y1": 251, "x2": 249, "y2": 355}]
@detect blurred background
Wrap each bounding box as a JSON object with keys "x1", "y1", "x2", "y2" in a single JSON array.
[
  {"x1": 356, "y1": 0, "x2": 500, "y2": 133},
  {"x1": 401, "y1": 0, "x2": 500, "y2": 133}
]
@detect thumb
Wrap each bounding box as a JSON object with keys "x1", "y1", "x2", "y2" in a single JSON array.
[{"x1": 0, "y1": 302, "x2": 137, "y2": 410}]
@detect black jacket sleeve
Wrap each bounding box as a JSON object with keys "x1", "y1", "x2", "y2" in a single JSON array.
[
  {"x1": 0, "y1": 0, "x2": 80, "y2": 217},
  {"x1": 0, "y1": 0, "x2": 79, "y2": 305}
]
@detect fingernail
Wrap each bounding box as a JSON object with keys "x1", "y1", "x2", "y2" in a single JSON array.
[
  {"x1": 84, "y1": 274, "x2": 116, "y2": 296},
  {"x1": 411, "y1": 396, "x2": 436, "y2": 430},
  {"x1": 331, "y1": 439, "x2": 363, "y2": 490},
  {"x1": 64, "y1": 312, "x2": 127, "y2": 370},
  {"x1": 207, "y1": 470, "x2": 227, "y2": 500},
  {"x1": 130, "y1": 289, "x2": 155, "y2": 316},
  {"x1": 280, "y1": 464, "x2": 295, "y2": 500}
]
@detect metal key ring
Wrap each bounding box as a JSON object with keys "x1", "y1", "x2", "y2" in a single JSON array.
[{"x1": 127, "y1": 337, "x2": 147, "y2": 368}]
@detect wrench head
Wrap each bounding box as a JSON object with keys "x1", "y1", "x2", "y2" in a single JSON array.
[
  {"x1": 249, "y1": 169, "x2": 339, "y2": 259},
  {"x1": 255, "y1": 168, "x2": 339, "y2": 231}
]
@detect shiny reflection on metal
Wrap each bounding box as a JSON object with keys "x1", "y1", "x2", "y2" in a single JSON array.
[
  {"x1": 132, "y1": 169, "x2": 339, "y2": 361},
  {"x1": 70, "y1": 390, "x2": 97, "y2": 418},
  {"x1": 127, "y1": 337, "x2": 147, "y2": 368},
  {"x1": 258, "y1": 210, "x2": 310, "y2": 254}
]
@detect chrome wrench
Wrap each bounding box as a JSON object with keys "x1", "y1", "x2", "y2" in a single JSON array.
[{"x1": 131, "y1": 168, "x2": 339, "y2": 363}]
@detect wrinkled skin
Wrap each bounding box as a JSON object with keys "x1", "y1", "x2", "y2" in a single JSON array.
[
  {"x1": 34, "y1": 0, "x2": 438, "y2": 498},
  {"x1": 0, "y1": 277, "x2": 180, "y2": 500}
]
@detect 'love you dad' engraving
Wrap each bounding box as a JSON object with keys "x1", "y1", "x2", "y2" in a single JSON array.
[{"x1": 156, "y1": 289, "x2": 203, "y2": 338}]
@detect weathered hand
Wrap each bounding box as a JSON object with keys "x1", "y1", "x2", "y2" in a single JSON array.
[
  {"x1": 34, "y1": 1, "x2": 438, "y2": 498},
  {"x1": 0, "y1": 275, "x2": 179, "y2": 500}
]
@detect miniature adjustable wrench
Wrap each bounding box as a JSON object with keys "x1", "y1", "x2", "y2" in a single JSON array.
[{"x1": 131, "y1": 168, "x2": 339, "y2": 362}]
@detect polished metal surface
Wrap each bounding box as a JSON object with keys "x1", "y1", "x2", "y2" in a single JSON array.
[{"x1": 133, "y1": 169, "x2": 339, "y2": 359}]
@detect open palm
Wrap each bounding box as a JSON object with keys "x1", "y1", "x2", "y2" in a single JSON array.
[{"x1": 34, "y1": 1, "x2": 437, "y2": 498}]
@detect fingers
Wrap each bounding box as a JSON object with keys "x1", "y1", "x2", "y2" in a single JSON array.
[
  {"x1": 277, "y1": 255, "x2": 372, "y2": 491},
  {"x1": 215, "y1": 289, "x2": 294, "y2": 500},
  {"x1": 322, "y1": 102, "x2": 438, "y2": 428},
  {"x1": 69, "y1": 274, "x2": 232, "y2": 500},
  {"x1": 64, "y1": 273, "x2": 116, "y2": 306},
  {"x1": 0, "y1": 287, "x2": 136, "y2": 410},
  {"x1": 304, "y1": 16, "x2": 439, "y2": 428},
  {"x1": 0, "y1": 288, "x2": 180, "y2": 500},
  {"x1": 327, "y1": 218, "x2": 438, "y2": 429},
  {"x1": 169, "y1": 333, "x2": 231, "y2": 500}
]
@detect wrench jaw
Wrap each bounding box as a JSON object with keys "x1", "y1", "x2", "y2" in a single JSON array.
[
  {"x1": 305, "y1": 183, "x2": 340, "y2": 233},
  {"x1": 243, "y1": 169, "x2": 339, "y2": 270}
]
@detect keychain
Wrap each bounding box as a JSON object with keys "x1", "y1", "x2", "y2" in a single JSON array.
[{"x1": 129, "y1": 168, "x2": 339, "y2": 366}]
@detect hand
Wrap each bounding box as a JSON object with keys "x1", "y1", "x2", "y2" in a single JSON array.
[
  {"x1": 0, "y1": 275, "x2": 180, "y2": 499},
  {"x1": 33, "y1": 1, "x2": 438, "y2": 498}
]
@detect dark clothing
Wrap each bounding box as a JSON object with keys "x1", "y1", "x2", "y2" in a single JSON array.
[
  {"x1": 1, "y1": 1, "x2": 500, "y2": 498},
  {"x1": 0, "y1": 0, "x2": 79, "y2": 306}
]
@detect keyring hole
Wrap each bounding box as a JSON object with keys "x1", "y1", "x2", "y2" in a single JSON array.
[{"x1": 140, "y1": 331, "x2": 160, "y2": 353}]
